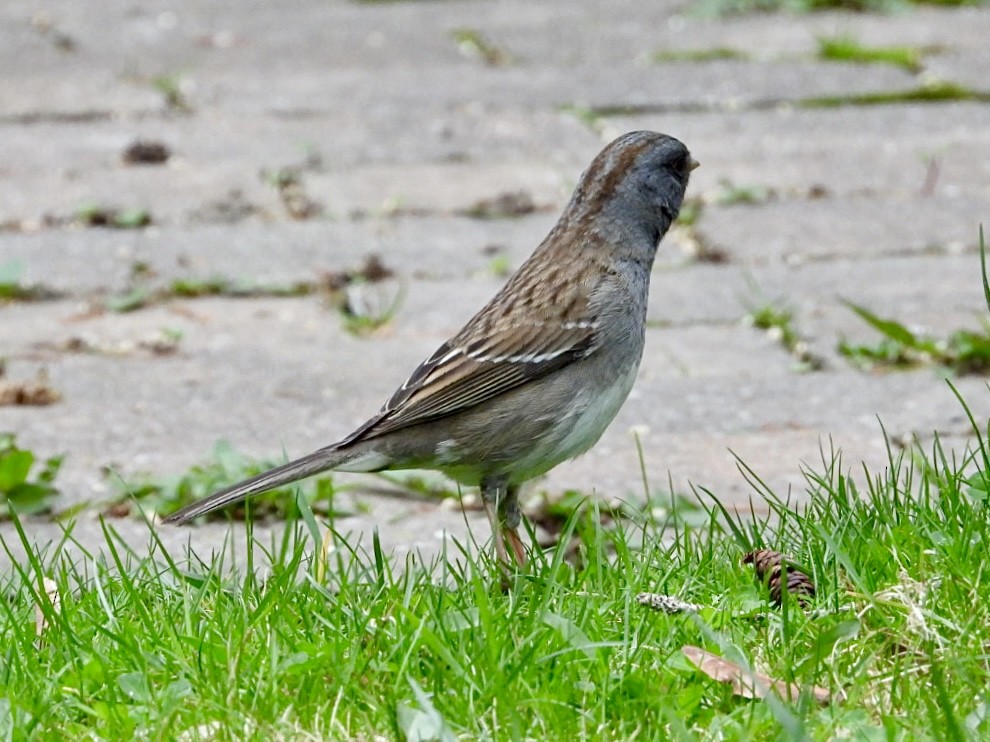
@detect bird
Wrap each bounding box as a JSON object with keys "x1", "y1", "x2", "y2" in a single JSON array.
[{"x1": 163, "y1": 130, "x2": 697, "y2": 571}]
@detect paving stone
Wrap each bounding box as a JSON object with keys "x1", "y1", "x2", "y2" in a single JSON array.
[
  {"x1": 0, "y1": 216, "x2": 558, "y2": 294},
  {"x1": 695, "y1": 195, "x2": 985, "y2": 264},
  {"x1": 0, "y1": 108, "x2": 599, "y2": 225}
]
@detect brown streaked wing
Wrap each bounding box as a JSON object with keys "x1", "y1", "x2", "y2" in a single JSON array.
[
  {"x1": 339, "y1": 321, "x2": 597, "y2": 444},
  {"x1": 339, "y1": 222, "x2": 605, "y2": 445}
]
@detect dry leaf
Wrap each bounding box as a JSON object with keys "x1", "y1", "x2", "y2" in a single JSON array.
[
  {"x1": 743, "y1": 549, "x2": 815, "y2": 607},
  {"x1": 320, "y1": 254, "x2": 393, "y2": 292},
  {"x1": 682, "y1": 645, "x2": 835, "y2": 706},
  {"x1": 0, "y1": 369, "x2": 61, "y2": 406},
  {"x1": 122, "y1": 139, "x2": 171, "y2": 165},
  {"x1": 35, "y1": 577, "x2": 60, "y2": 639},
  {"x1": 461, "y1": 190, "x2": 537, "y2": 219}
]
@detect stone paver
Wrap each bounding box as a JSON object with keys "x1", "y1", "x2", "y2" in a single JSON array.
[{"x1": 2, "y1": 0, "x2": 990, "y2": 571}]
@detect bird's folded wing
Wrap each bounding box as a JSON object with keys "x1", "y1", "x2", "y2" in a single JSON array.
[{"x1": 340, "y1": 319, "x2": 598, "y2": 444}]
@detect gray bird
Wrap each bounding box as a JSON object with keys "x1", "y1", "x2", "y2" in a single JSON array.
[{"x1": 163, "y1": 131, "x2": 697, "y2": 570}]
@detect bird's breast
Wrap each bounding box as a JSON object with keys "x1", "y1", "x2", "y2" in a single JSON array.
[{"x1": 507, "y1": 357, "x2": 641, "y2": 483}]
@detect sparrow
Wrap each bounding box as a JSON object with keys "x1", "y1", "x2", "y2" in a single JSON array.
[{"x1": 163, "y1": 130, "x2": 697, "y2": 571}]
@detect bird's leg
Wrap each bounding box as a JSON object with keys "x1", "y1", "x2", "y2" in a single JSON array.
[
  {"x1": 480, "y1": 475, "x2": 511, "y2": 568},
  {"x1": 481, "y1": 477, "x2": 527, "y2": 575},
  {"x1": 500, "y1": 484, "x2": 527, "y2": 568}
]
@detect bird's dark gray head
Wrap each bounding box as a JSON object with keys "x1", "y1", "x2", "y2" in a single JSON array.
[{"x1": 567, "y1": 131, "x2": 697, "y2": 249}]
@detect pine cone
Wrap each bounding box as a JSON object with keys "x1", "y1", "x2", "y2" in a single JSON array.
[{"x1": 742, "y1": 549, "x2": 815, "y2": 607}]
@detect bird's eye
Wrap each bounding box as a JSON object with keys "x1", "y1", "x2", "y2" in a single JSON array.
[{"x1": 670, "y1": 152, "x2": 697, "y2": 178}]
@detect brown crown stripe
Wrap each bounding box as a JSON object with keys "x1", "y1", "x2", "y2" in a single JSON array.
[{"x1": 574, "y1": 133, "x2": 657, "y2": 221}]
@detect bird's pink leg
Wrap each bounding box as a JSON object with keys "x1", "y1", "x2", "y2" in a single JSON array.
[
  {"x1": 481, "y1": 476, "x2": 527, "y2": 572},
  {"x1": 502, "y1": 484, "x2": 527, "y2": 568},
  {"x1": 483, "y1": 498, "x2": 511, "y2": 567}
]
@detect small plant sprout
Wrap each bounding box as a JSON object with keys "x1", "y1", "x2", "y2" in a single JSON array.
[
  {"x1": 0, "y1": 433, "x2": 62, "y2": 517},
  {"x1": 816, "y1": 35, "x2": 927, "y2": 73},
  {"x1": 745, "y1": 297, "x2": 825, "y2": 372},
  {"x1": 839, "y1": 300, "x2": 990, "y2": 375}
]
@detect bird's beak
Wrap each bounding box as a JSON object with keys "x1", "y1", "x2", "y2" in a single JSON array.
[{"x1": 688, "y1": 157, "x2": 700, "y2": 171}]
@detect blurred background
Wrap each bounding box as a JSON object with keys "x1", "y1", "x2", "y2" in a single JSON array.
[{"x1": 1, "y1": 0, "x2": 988, "y2": 561}]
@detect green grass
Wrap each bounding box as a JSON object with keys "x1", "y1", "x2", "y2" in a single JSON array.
[
  {"x1": 5, "y1": 399, "x2": 990, "y2": 736},
  {"x1": 4, "y1": 230, "x2": 988, "y2": 736},
  {"x1": 840, "y1": 228, "x2": 990, "y2": 375},
  {"x1": 839, "y1": 300, "x2": 990, "y2": 374},
  {"x1": 802, "y1": 81, "x2": 985, "y2": 108}
]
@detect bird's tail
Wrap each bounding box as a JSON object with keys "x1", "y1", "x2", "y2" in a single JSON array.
[{"x1": 161, "y1": 444, "x2": 348, "y2": 525}]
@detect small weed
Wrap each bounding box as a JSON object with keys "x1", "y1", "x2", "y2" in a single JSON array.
[
  {"x1": 558, "y1": 104, "x2": 606, "y2": 134},
  {"x1": 817, "y1": 35, "x2": 927, "y2": 73},
  {"x1": 75, "y1": 204, "x2": 152, "y2": 229},
  {"x1": 336, "y1": 282, "x2": 404, "y2": 337},
  {"x1": 141, "y1": 328, "x2": 183, "y2": 355},
  {"x1": 104, "y1": 278, "x2": 313, "y2": 313},
  {"x1": 670, "y1": 198, "x2": 731, "y2": 263},
  {"x1": 715, "y1": 180, "x2": 775, "y2": 206},
  {"x1": 675, "y1": 197, "x2": 705, "y2": 228},
  {"x1": 450, "y1": 28, "x2": 512, "y2": 66},
  {"x1": 802, "y1": 81, "x2": 984, "y2": 108},
  {"x1": 168, "y1": 277, "x2": 235, "y2": 298},
  {"x1": 260, "y1": 167, "x2": 323, "y2": 220},
  {"x1": 105, "y1": 287, "x2": 151, "y2": 313},
  {"x1": 839, "y1": 301, "x2": 990, "y2": 375},
  {"x1": 152, "y1": 73, "x2": 192, "y2": 112},
  {"x1": 129, "y1": 261, "x2": 154, "y2": 280},
  {"x1": 0, "y1": 261, "x2": 62, "y2": 302},
  {"x1": 488, "y1": 254, "x2": 512, "y2": 278},
  {"x1": 653, "y1": 47, "x2": 748, "y2": 63},
  {"x1": 0, "y1": 260, "x2": 39, "y2": 301},
  {"x1": 748, "y1": 303, "x2": 800, "y2": 347},
  {"x1": 0, "y1": 433, "x2": 62, "y2": 518},
  {"x1": 319, "y1": 255, "x2": 402, "y2": 336},
  {"x1": 110, "y1": 441, "x2": 347, "y2": 521},
  {"x1": 746, "y1": 300, "x2": 825, "y2": 372}
]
